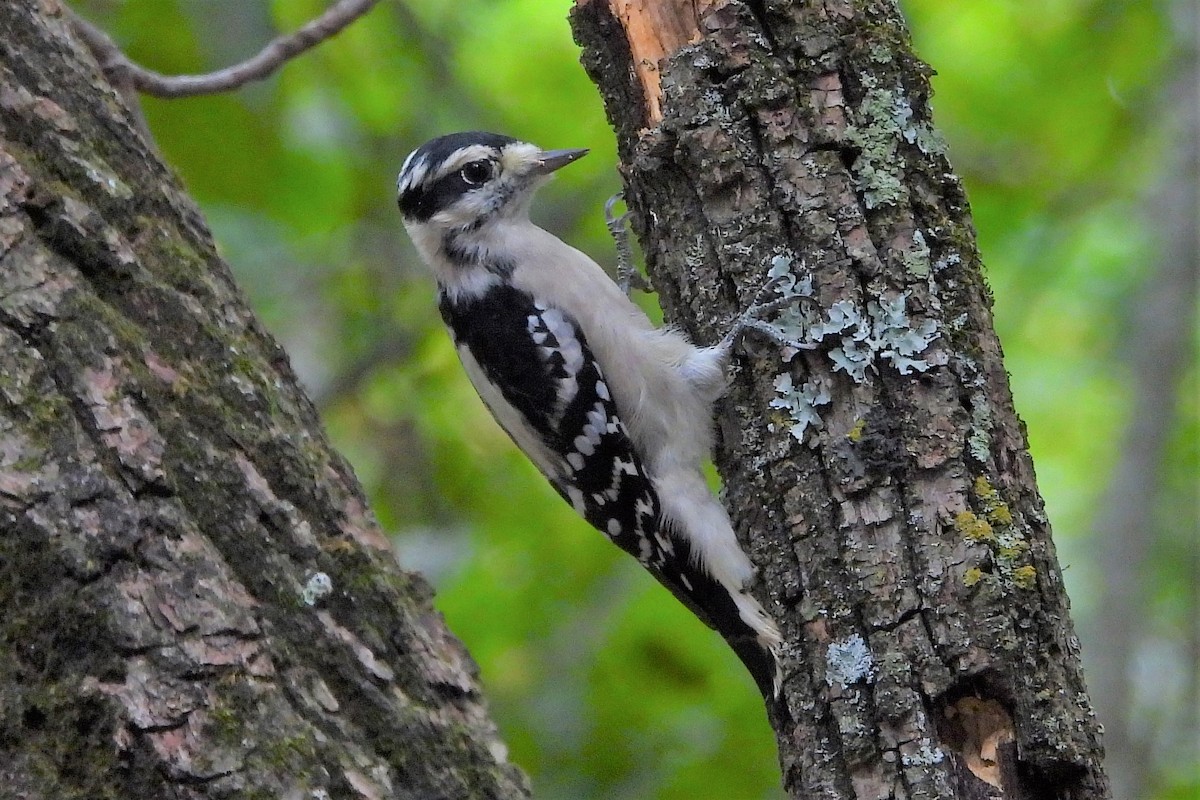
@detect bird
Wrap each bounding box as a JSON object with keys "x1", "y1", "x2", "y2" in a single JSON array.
[{"x1": 396, "y1": 130, "x2": 783, "y2": 698}]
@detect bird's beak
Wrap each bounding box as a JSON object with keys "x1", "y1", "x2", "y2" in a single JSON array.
[{"x1": 534, "y1": 148, "x2": 589, "y2": 175}]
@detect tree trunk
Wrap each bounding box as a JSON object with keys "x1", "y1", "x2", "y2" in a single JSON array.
[
  {"x1": 570, "y1": 1, "x2": 1110, "y2": 798},
  {"x1": 0, "y1": 5, "x2": 528, "y2": 798}
]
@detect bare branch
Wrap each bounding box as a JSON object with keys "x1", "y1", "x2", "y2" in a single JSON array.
[{"x1": 69, "y1": 0, "x2": 381, "y2": 99}]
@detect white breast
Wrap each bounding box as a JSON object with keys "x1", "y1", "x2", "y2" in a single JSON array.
[{"x1": 456, "y1": 343, "x2": 566, "y2": 481}]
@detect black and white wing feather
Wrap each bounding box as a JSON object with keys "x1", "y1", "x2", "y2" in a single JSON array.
[
  {"x1": 439, "y1": 283, "x2": 779, "y2": 696},
  {"x1": 438, "y1": 283, "x2": 659, "y2": 556}
]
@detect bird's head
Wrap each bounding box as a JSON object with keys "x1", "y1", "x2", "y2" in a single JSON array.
[{"x1": 397, "y1": 131, "x2": 588, "y2": 234}]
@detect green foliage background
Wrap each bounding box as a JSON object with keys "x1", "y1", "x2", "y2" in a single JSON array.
[{"x1": 79, "y1": 1, "x2": 1194, "y2": 798}]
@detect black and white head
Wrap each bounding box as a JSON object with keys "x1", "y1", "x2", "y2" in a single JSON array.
[{"x1": 397, "y1": 131, "x2": 587, "y2": 246}]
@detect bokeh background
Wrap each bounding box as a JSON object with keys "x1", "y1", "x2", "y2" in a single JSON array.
[{"x1": 74, "y1": 1, "x2": 1197, "y2": 798}]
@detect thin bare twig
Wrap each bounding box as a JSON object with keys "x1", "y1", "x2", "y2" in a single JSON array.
[{"x1": 69, "y1": 0, "x2": 381, "y2": 99}]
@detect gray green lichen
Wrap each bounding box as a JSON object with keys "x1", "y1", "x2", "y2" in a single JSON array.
[
  {"x1": 967, "y1": 396, "x2": 994, "y2": 463},
  {"x1": 301, "y1": 571, "x2": 334, "y2": 606},
  {"x1": 844, "y1": 76, "x2": 946, "y2": 209},
  {"x1": 825, "y1": 633, "x2": 875, "y2": 687},
  {"x1": 763, "y1": 255, "x2": 941, "y2": 443},
  {"x1": 769, "y1": 371, "x2": 831, "y2": 444}
]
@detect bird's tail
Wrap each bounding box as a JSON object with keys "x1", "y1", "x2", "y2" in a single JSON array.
[{"x1": 652, "y1": 471, "x2": 783, "y2": 699}]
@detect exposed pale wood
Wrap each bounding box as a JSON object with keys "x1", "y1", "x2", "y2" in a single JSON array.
[{"x1": 579, "y1": 0, "x2": 728, "y2": 124}]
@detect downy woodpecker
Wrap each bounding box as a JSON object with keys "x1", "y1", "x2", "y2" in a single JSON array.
[{"x1": 396, "y1": 131, "x2": 783, "y2": 698}]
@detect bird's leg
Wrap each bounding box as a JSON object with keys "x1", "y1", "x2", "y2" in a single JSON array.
[{"x1": 605, "y1": 192, "x2": 651, "y2": 296}]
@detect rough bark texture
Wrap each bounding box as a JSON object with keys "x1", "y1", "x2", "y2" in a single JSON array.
[
  {"x1": 0, "y1": 4, "x2": 529, "y2": 799},
  {"x1": 571, "y1": 1, "x2": 1109, "y2": 798}
]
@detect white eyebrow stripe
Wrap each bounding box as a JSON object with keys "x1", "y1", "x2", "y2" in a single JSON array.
[{"x1": 437, "y1": 144, "x2": 500, "y2": 178}]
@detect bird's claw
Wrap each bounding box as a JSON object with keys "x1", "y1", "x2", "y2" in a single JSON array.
[{"x1": 721, "y1": 275, "x2": 814, "y2": 351}]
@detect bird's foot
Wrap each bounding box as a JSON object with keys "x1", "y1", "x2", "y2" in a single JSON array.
[
  {"x1": 719, "y1": 275, "x2": 816, "y2": 352},
  {"x1": 605, "y1": 191, "x2": 651, "y2": 296}
]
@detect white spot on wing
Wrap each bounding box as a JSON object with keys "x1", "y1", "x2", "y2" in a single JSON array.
[
  {"x1": 637, "y1": 536, "x2": 652, "y2": 562},
  {"x1": 528, "y1": 301, "x2": 589, "y2": 422},
  {"x1": 566, "y1": 486, "x2": 587, "y2": 515}
]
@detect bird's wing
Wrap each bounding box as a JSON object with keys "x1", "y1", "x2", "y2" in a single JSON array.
[{"x1": 439, "y1": 282, "x2": 778, "y2": 695}]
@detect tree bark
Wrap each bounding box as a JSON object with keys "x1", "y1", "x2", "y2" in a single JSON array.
[
  {"x1": 571, "y1": 1, "x2": 1110, "y2": 798},
  {"x1": 0, "y1": 4, "x2": 528, "y2": 799}
]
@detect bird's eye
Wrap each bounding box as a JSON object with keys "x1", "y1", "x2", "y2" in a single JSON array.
[{"x1": 460, "y1": 160, "x2": 493, "y2": 186}]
